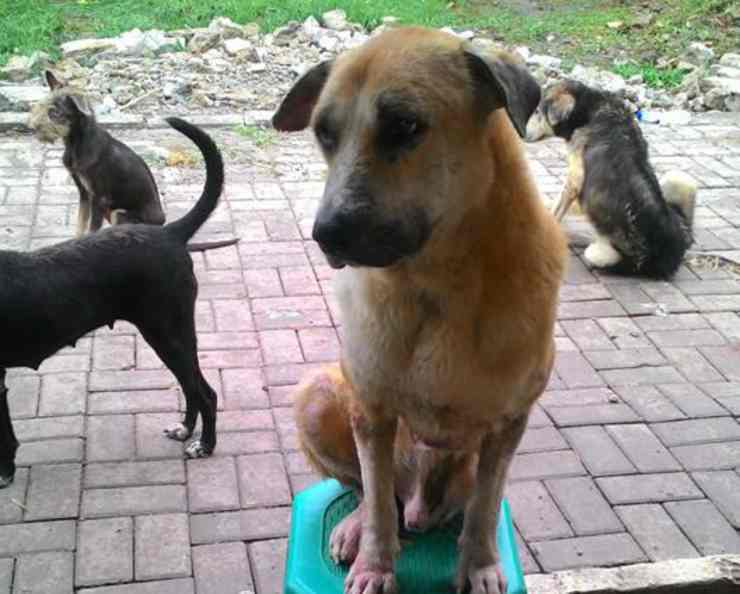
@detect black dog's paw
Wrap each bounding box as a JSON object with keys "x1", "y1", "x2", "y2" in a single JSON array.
[
  {"x1": 0, "y1": 473, "x2": 14, "y2": 489},
  {"x1": 185, "y1": 440, "x2": 212, "y2": 459},
  {"x1": 163, "y1": 423, "x2": 192, "y2": 442}
]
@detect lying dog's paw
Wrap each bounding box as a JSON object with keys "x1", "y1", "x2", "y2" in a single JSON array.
[
  {"x1": 584, "y1": 240, "x2": 621, "y2": 268},
  {"x1": 163, "y1": 423, "x2": 192, "y2": 442},
  {"x1": 330, "y1": 506, "x2": 363, "y2": 564},
  {"x1": 185, "y1": 440, "x2": 211, "y2": 459}
]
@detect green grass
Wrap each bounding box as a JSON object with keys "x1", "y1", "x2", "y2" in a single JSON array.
[
  {"x1": 613, "y1": 63, "x2": 689, "y2": 89},
  {"x1": 1, "y1": 0, "x2": 736, "y2": 77},
  {"x1": 235, "y1": 124, "x2": 278, "y2": 147},
  {"x1": 0, "y1": 0, "x2": 455, "y2": 65}
]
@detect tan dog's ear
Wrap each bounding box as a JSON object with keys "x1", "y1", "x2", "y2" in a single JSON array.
[
  {"x1": 546, "y1": 92, "x2": 575, "y2": 126},
  {"x1": 463, "y1": 51, "x2": 541, "y2": 138},
  {"x1": 272, "y1": 61, "x2": 333, "y2": 132},
  {"x1": 45, "y1": 70, "x2": 64, "y2": 91}
]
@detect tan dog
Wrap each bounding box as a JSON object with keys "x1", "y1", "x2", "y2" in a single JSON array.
[{"x1": 274, "y1": 27, "x2": 566, "y2": 594}]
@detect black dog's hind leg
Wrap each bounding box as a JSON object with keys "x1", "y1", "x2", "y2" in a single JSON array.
[
  {"x1": 139, "y1": 317, "x2": 217, "y2": 458},
  {"x1": 0, "y1": 370, "x2": 19, "y2": 488}
]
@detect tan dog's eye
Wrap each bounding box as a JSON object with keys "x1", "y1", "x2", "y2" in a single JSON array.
[
  {"x1": 314, "y1": 120, "x2": 337, "y2": 152},
  {"x1": 397, "y1": 117, "x2": 417, "y2": 136}
]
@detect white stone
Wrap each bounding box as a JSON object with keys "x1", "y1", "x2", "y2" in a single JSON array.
[
  {"x1": 115, "y1": 29, "x2": 175, "y2": 56},
  {"x1": 701, "y1": 76, "x2": 740, "y2": 110},
  {"x1": 208, "y1": 16, "x2": 245, "y2": 39},
  {"x1": 0, "y1": 85, "x2": 47, "y2": 112},
  {"x1": 709, "y1": 64, "x2": 740, "y2": 79},
  {"x1": 223, "y1": 38, "x2": 253, "y2": 56},
  {"x1": 719, "y1": 52, "x2": 740, "y2": 69},
  {"x1": 318, "y1": 35, "x2": 339, "y2": 52},
  {"x1": 470, "y1": 38, "x2": 497, "y2": 53},
  {"x1": 570, "y1": 65, "x2": 625, "y2": 94},
  {"x1": 302, "y1": 16, "x2": 322, "y2": 37},
  {"x1": 94, "y1": 95, "x2": 118, "y2": 116},
  {"x1": 60, "y1": 38, "x2": 117, "y2": 58},
  {"x1": 1, "y1": 55, "x2": 34, "y2": 82},
  {"x1": 242, "y1": 22, "x2": 261, "y2": 38},
  {"x1": 322, "y1": 9, "x2": 349, "y2": 31},
  {"x1": 514, "y1": 46, "x2": 531, "y2": 61},
  {"x1": 725, "y1": 94, "x2": 740, "y2": 111},
  {"x1": 528, "y1": 54, "x2": 562, "y2": 69},
  {"x1": 684, "y1": 42, "x2": 715, "y2": 65},
  {"x1": 188, "y1": 31, "x2": 221, "y2": 53},
  {"x1": 676, "y1": 60, "x2": 698, "y2": 72},
  {"x1": 700, "y1": 76, "x2": 740, "y2": 94}
]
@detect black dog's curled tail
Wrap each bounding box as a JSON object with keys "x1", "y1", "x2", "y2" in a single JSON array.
[{"x1": 163, "y1": 117, "x2": 225, "y2": 244}]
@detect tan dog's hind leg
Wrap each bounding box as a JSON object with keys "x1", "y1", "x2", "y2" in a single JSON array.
[
  {"x1": 552, "y1": 148, "x2": 585, "y2": 222},
  {"x1": 294, "y1": 366, "x2": 366, "y2": 565},
  {"x1": 456, "y1": 416, "x2": 527, "y2": 594}
]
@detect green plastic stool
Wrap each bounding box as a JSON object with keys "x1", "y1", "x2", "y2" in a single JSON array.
[{"x1": 284, "y1": 479, "x2": 527, "y2": 594}]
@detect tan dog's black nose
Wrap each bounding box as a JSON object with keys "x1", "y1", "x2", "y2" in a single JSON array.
[{"x1": 312, "y1": 210, "x2": 353, "y2": 256}]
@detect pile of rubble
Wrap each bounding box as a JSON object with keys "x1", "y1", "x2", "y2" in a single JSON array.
[{"x1": 0, "y1": 11, "x2": 738, "y2": 117}]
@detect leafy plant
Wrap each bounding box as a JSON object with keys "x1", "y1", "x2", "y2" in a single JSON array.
[
  {"x1": 235, "y1": 124, "x2": 277, "y2": 147},
  {"x1": 613, "y1": 62, "x2": 689, "y2": 89}
]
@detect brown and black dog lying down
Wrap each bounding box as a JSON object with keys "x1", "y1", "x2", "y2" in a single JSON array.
[
  {"x1": 526, "y1": 79, "x2": 696, "y2": 279},
  {"x1": 1, "y1": 118, "x2": 224, "y2": 489},
  {"x1": 274, "y1": 27, "x2": 566, "y2": 594}
]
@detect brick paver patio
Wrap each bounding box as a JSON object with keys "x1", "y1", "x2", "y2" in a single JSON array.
[{"x1": 0, "y1": 112, "x2": 739, "y2": 593}]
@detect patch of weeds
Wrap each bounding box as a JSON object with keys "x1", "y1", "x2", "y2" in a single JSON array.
[
  {"x1": 165, "y1": 149, "x2": 199, "y2": 167},
  {"x1": 235, "y1": 124, "x2": 277, "y2": 147},
  {"x1": 613, "y1": 62, "x2": 688, "y2": 89}
]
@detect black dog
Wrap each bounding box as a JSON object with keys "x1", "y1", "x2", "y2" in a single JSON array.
[{"x1": 1, "y1": 117, "x2": 224, "y2": 488}]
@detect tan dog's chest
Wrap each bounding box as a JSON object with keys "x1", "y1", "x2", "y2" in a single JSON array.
[{"x1": 335, "y1": 267, "x2": 545, "y2": 447}]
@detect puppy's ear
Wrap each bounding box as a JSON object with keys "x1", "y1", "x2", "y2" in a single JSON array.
[
  {"x1": 65, "y1": 94, "x2": 93, "y2": 117},
  {"x1": 545, "y1": 92, "x2": 575, "y2": 126},
  {"x1": 463, "y1": 50, "x2": 541, "y2": 138},
  {"x1": 45, "y1": 70, "x2": 64, "y2": 91},
  {"x1": 272, "y1": 60, "x2": 333, "y2": 132}
]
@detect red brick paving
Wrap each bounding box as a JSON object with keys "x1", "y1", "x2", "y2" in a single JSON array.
[{"x1": 1, "y1": 113, "x2": 739, "y2": 592}]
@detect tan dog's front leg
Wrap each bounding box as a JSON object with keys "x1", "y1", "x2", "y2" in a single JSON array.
[
  {"x1": 456, "y1": 416, "x2": 527, "y2": 594},
  {"x1": 552, "y1": 149, "x2": 585, "y2": 222},
  {"x1": 347, "y1": 412, "x2": 400, "y2": 594}
]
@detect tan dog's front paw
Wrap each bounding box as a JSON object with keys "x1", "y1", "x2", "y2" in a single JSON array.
[
  {"x1": 330, "y1": 505, "x2": 363, "y2": 564},
  {"x1": 346, "y1": 555, "x2": 397, "y2": 594},
  {"x1": 456, "y1": 556, "x2": 506, "y2": 594}
]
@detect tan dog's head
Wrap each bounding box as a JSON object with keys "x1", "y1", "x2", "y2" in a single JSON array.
[
  {"x1": 273, "y1": 27, "x2": 541, "y2": 269},
  {"x1": 27, "y1": 70, "x2": 94, "y2": 144}
]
